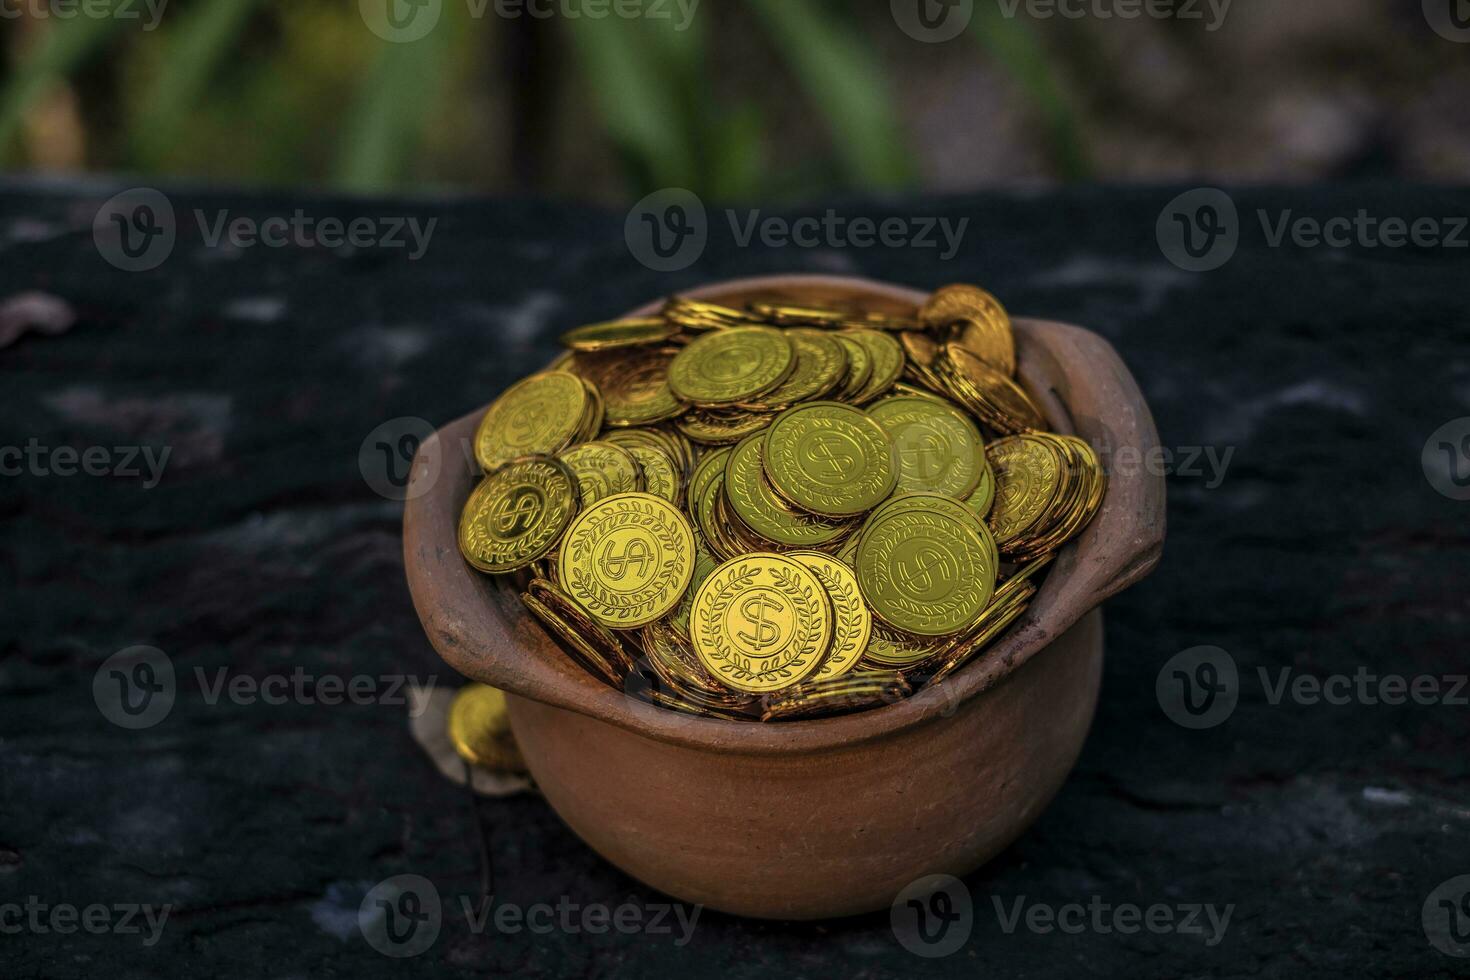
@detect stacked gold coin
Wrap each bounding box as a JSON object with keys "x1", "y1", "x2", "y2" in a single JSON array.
[{"x1": 456, "y1": 284, "x2": 1107, "y2": 724}]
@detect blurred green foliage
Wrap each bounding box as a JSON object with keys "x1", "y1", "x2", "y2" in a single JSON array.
[{"x1": 0, "y1": 0, "x2": 1084, "y2": 198}]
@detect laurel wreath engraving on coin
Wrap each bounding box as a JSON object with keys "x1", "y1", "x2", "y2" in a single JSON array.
[
  {"x1": 562, "y1": 497, "x2": 691, "y2": 626},
  {"x1": 695, "y1": 561, "x2": 822, "y2": 684}
]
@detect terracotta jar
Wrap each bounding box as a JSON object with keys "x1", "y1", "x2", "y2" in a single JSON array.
[{"x1": 403, "y1": 275, "x2": 1166, "y2": 920}]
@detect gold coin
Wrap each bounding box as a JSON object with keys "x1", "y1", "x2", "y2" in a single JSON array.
[
  {"x1": 789, "y1": 551, "x2": 870, "y2": 681},
  {"x1": 724, "y1": 433, "x2": 851, "y2": 548},
  {"x1": 934, "y1": 343, "x2": 1044, "y2": 434},
  {"x1": 844, "y1": 310, "x2": 921, "y2": 332},
  {"x1": 662, "y1": 296, "x2": 757, "y2": 331},
  {"x1": 674, "y1": 406, "x2": 772, "y2": 445},
  {"x1": 558, "y1": 441, "x2": 643, "y2": 504},
  {"x1": 561, "y1": 316, "x2": 678, "y2": 351},
  {"x1": 855, "y1": 493, "x2": 999, "y2": 636},
  {"x1": 459, "y1": 455, "x2": 580, "y2": 573},
  {"x1": 760, "y1": 670, "x2": 911, "y2": 721},
  {"x1": 690, "y1": 553, "x2": 834, "y2": 694},
  {"x1": 900, "y1": 330, "x2": 939, "y2": 369},
  {"x1": 920, "y1": 284, "x2": 1017, "y2": 376},
  {"x1": 924, "y1": 577, "x2": 1038, "y2": 687},
  {"x1": 986, "y1": 434, "x2": 1063, "y2": 546},
  {"x1": 963, "y1": 455, "x2": 997, "y2": 518},
  {"x1": 625, "y1": 445, "x2": 681, "y2": 506},
  {"x1": 741, "y1": 328, "x2": 848, "y2": 408},
  {"x1": 843, "y1": 328, "x2": 905, "y2": 403},
  {"x1": 640, "y1": 621, "x2": 751, "y2": 707},
  {"x1": 522, "y1": 578, "x2": 636, "y2": 685},
  {"x1": 869, "y1": 395, "x2": 985, "y2": 498},
  {"x1": 746, "y1": 301, "x2": 848, "y2": 327},
  {"x1": 447, "y1": 683, "x2": 525, "y2": 772},
  {"x1": 575, "y1": 347, "x2": 686, "y2": 427},
  {"x1": 762, "y1": 401, "x2": 898, "y2": 517},
  {"x1": 688, "y1": 445, "x2": 732, "y2": 505},
  {"x1": 832, "y1": 332, "x2": 872, "y2": 401},
  {"x1": 705, "y1": 480, "x2": 751, "y2": 560},
  {"x1": 473, "y1": 372, "x2": 596, "y2": 471},
  {"x1": 668, "y1": 535, "x2": 717, "y2": 638},
  {"x1": 668, "y1": 326, "x2": 795, "y2": 406},
  {"x1": 556, "y1": 492, "x2": 695, "y2": 629},
  {"x1": 603, "y1": 426, "x2": 694, "y2": 480},
  {"x1": 861, "y1": 621, "x2": 948, "y2": 670}
]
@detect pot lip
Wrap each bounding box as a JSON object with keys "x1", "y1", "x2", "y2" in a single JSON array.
[{"x1": 404, "y1": 274, "x2": 1167, "y2": 757}]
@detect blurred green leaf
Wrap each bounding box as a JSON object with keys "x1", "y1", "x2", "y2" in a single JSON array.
[
  {"x1": 969, "y1": 9, "x2": 1091, "y2": 179},
  {"x1": 0, "y1": 4, "x2": 131, "y2": 160},
  {"x1": 563, "y1": 10, "x2": 700, "y2": 190},
  {"x1": 746, "y1": 0, "x2": 913, "y2": 189},
  {"x1": 132, "y1": 0, "x2": 266, "y2": 167},
  {"x1": 705, "y1": 101, "x2": 765, "y2": 201},
  {"x1": 333, "y1": 28, "x2": 454, "y2": 191}
]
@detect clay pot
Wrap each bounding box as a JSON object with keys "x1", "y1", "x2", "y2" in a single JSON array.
[{"x1": 403, "y1": 275, "x2": 1166, "y2": 920}]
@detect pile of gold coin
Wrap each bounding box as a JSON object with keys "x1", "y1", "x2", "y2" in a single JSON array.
[{"x1": 456, "y1": 284, "x2": 1106, "y2": 723}]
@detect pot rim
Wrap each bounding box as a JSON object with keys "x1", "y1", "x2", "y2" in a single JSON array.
[{"x1": 403, "y1": 274, "x2": 1166, "y2": 756}]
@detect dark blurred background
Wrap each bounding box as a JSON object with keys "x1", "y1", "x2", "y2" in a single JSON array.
[{"x1": 1, "y1": 0, "x2": 1467, "y2": 202}]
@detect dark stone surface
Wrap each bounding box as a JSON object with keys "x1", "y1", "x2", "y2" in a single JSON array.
[{"x1": 2, "y1": 178, "x2": 1468, "y2": 978}]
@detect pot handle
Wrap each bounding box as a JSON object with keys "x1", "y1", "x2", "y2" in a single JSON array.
[{"x1": 1015, "y1": 319, "x2": 1167, "y2": 620}]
